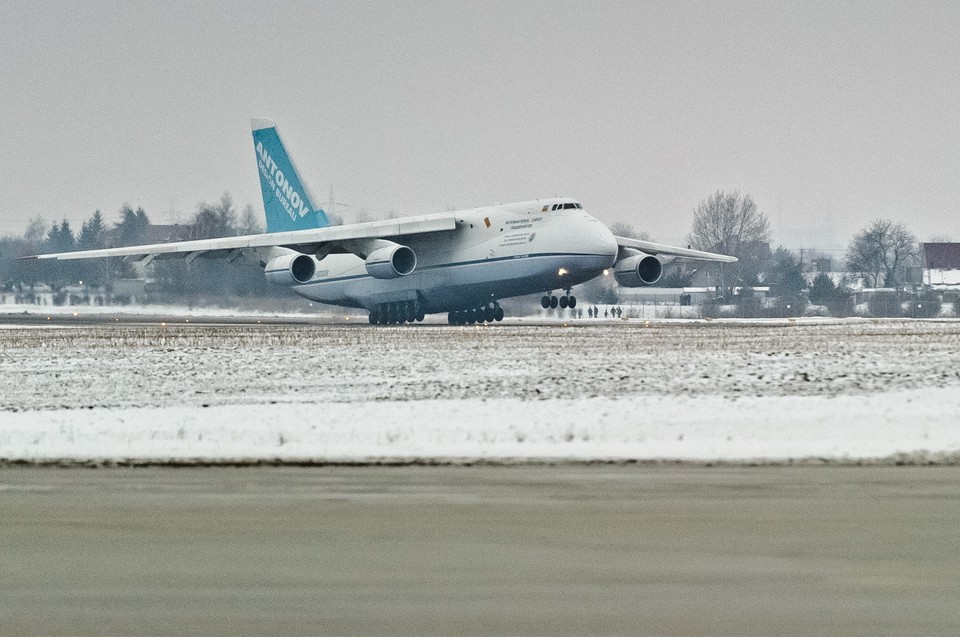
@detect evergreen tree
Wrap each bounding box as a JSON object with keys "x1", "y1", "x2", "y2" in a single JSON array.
[
  {"x1": 77, "y1": 210, "x2": 108, "y2": 286},
  {"x1": 42, "y1": 219, "x2": 77, "y2": 289},
  {"x1": 112, "y1": 205, "x2": 152, "y2": 279},
  {"x1": 115, "y1": 205, "x2": 151, "y2": 246},
  {"x1": 77, "y1": 210, "x2": 107, "y2": 249},
  {"x1": 808, "y1": 272, "x2": 836, "y2": 305},
  {"x1": 46, "y1": 219, "x2": 76, "y2": 253},
  {"x1": 767, "y1": 248, "x2": 805, "y2": 298}
]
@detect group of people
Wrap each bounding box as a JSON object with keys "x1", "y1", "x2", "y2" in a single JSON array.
[
  {"x1": 546, "y1": 305, "x2": 625, "y2": 319},
  {"x1": 586, "y1": 306, "x2": 623, "y2": 319}
]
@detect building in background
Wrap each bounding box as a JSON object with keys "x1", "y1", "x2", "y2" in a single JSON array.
[{"x1": 921, "y1": 243, "x2": 960, "y2": 290}]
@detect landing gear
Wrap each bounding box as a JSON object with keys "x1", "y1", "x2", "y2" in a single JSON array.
[
  {"x1": 368, "y1": 300, "x2": 425, "y2": 325},
  {"x1": 448, "y1": 301, "x2": 504, "y2": 325},
  {"x1": 542, "y1": 290, "x2": 576, "y2": 312}
]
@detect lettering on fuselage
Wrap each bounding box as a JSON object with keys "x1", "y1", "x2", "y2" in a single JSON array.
[
  {"x1": 503, "y1": 216, "x2": 543, "y2": 230},
  {"x1": 256, "y1": 140, "x2": 311, "y2": 222},
  {"x1": 500, "y1": 232, "x2": 532, "y2": 247}
]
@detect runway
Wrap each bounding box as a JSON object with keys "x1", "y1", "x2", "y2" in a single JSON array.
[{"x1": 2, "y1": 465, "x2": 960, "y2": 636}]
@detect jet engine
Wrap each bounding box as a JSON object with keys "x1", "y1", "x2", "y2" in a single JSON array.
[
  {"x1": 613, "y1": 253, "x2": 663, "y2": 287},
  {"x1": 265, "y1": 253, "x2": 316, "y2": 286},
  {"x1": 365, "y1": 244, "x2": 417, "y2": 279}
]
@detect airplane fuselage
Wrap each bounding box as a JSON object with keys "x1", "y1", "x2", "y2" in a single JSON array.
[{"x1": 284, "y1": 199, "x2": 619, "y2": 313}]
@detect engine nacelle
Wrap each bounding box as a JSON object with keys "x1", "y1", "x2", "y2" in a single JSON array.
[
  {"x1": 614, "y1": 253, "x2": 663, "y2": 287},
  {"x1": 365, "y1": 245, "x2": 417, "y2": 279},
  {"x1": 265, "y1": 254, "x2": 316, "y2": 286}
]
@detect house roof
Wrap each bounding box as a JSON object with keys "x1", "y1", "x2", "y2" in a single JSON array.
[{"x1": 922, "y1": 243, "x2": 960, "y2": 270}]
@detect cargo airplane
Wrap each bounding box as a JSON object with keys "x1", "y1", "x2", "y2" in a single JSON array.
[{"x1": 29, "y1": 119, "x2": 736, "y2": 324}]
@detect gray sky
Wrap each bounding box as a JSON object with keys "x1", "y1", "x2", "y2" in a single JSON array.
[{"x1": 1, "y1": 1, "x2": 958, "y2": 248}]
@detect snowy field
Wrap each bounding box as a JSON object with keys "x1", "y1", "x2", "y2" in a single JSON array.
[{"x1": 2, "y1": 310, "x2": 960, "y2": 464}]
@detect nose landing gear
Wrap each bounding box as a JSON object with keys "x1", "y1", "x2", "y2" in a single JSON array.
[{"x1": 541, "y1": 290, "x2": 577, "y2": 310}]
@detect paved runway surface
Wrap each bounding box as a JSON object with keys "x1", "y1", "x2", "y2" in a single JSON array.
[{"x1": 2, "y1": 466, "x2": 959, "y2": 636}]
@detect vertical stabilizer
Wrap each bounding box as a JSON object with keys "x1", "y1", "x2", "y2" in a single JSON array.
[{"x1": 250, "y1": 118, "x2": 330, "y2": 232}]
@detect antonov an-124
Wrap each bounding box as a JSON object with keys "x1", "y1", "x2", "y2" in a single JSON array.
[{"x1": 29, "y1": 119, "x2": 736, "y2": 323}]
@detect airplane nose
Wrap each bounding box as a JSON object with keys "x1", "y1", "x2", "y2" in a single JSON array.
[
  {"x1": 599, "y1": 225, "x2": 618, "y2": 261},
  {"x1": 568, "y1": 214, "x2": 619, "y2": 269},
  {"x1": 589, "y1": 219, "x2": 619, "y2": 266}
]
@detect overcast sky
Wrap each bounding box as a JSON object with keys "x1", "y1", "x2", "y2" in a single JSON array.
[{"x1": 1, "y1": 1, "x2": 958, "y2": 248}]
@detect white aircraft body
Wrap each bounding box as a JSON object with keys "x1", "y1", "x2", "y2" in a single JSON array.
[{"x1": 30, "y1": 119, "x2": 736, "y2": 324}]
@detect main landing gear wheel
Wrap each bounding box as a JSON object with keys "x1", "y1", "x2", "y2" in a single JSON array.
[
  {"x1": 369, "y1": 300, "x2": 425, "y2": 325},
  {"x1": 448, "y1": 302, "x2": 503, "y2": 325}
]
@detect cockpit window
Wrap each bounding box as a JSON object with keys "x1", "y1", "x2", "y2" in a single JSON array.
[
  {"x1": 551, "y1": 204, "x2": 558, "y2": 211},
  {"x1": 575, "y1": 203, "x2": 582, "y2": 209},
  {"x1": 563, "y1": 203, "x2": 576, "y2": 209}
]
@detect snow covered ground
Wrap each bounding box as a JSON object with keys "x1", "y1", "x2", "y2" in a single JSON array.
[{"x1": 2, "y1": 313, "x2": 959, "y2": 464}]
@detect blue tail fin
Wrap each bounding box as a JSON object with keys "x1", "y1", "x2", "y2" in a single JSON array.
[{"x1": 251, "y1": 118, "x2": 330, "y2": 233}]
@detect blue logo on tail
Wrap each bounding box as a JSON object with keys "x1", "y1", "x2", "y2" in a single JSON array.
[{"x1": 251, "y1": 119, "x2": 330, "y2": 233}]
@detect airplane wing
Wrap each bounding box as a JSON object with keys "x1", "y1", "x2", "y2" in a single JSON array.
[
  {"x1": 615, "y1": 236, "x2": 738, "y2": 263},
  {"x1": 23, "y1": 212, "x2": 458, "y2": 262}
]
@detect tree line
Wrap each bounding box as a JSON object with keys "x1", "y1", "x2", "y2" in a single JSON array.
[
  {"x1": 0, "y1": 188, "x2": 946, "y2": 315},
  {"x1": 0, "y1": 193, "x2": 280, "y2": 303},
  {"x1": 672, "y1": 190, "x2": 937, "y2": 317}
]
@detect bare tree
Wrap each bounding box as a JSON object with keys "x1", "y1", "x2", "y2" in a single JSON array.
[
  {"x1": 687, "y1": 191, "x2": 770, "y2": 299},
  {"x1": 609, "y1": 221, "x2": 652, "y2": 241},
  {"x1": 353, "y1": 208, "x2": 372, "y2": 224},
  {"x1": 24, "y1": 215, "x2": 47, "y2": 245},
  {"x1": 191, "y1": 192, "x2": 238, "y2": 239},
  {"x1": 845, "y1": 219, "x2": 917, "y2": 288},
  {"x1": 238, "y1": 204, "x2": 263, "y2": 235}
]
